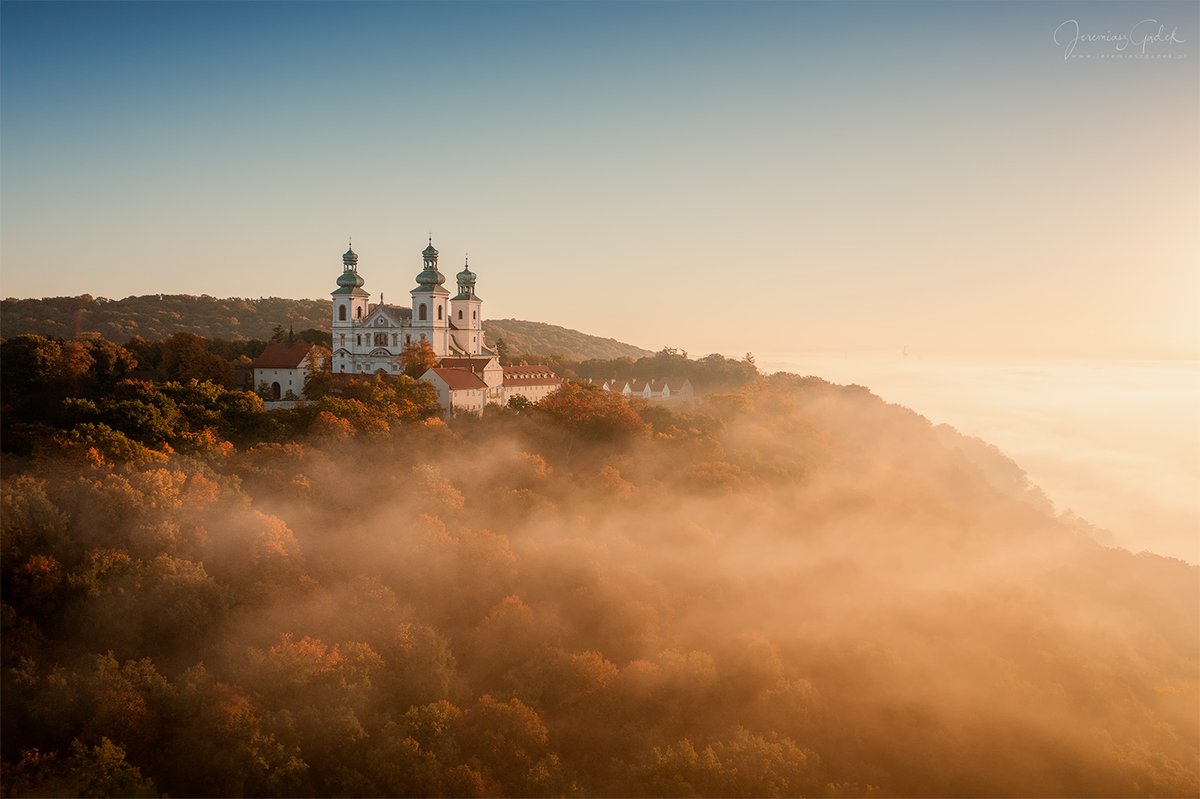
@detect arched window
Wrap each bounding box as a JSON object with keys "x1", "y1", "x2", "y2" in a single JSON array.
[
  {"x1": 338, "y1": 305, "x2": 346, "y2": 321},
  {"x1": 458, "y1": 309, "x2": 463, "y2": 320},
  {"x1": 437, "y1": 305, "x2": 443, "y2": 320},
  {"x1": 472, "y1": 310, "x2": 477, "y2": 320},
  {"x1": 419, "y1": 304, "x2": 427, "y2": 321},
  {"x1": 356, "y1": 306, "x2": 363, "y2": 319}
]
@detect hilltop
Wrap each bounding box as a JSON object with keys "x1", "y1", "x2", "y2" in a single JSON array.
[
  {"x1": 484, "y1": 318, "x2": 652, "y2": 361},
  {"x1": 0, "y1": 295, "x2": 652, "y2": 361}
]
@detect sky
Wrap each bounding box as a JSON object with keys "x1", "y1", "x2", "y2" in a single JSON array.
[{"x1": 1, "y1": 0, "x2": 1198, "y2": 359}]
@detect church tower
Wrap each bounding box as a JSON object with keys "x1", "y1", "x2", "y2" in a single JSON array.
[
  {"x1": 411, "y1": 238, "x2": 450, "y2": 355},
  {"x1": 449, "y1": 256, "x2": 483, "y2": 355},
  {"x1": 331, "y1": 241, "x2": 369, "y2": 372}
]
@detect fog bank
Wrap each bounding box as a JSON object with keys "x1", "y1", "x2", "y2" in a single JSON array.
[{"x1": 759, "y1": 353, "x2": 1200, "y2": 563}]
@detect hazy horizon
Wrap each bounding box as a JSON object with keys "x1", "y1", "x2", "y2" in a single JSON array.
[{"x1": 2, "y1": 1, "x2": 1198, "y2": 360}]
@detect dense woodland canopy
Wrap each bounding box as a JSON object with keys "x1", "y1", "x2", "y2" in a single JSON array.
[
  {"x1": 0, "y1": 295, "x2": 652, "y2": 362},
  {"x1": 1, "y1": 332, "x2": 1197, "y2": 798}
]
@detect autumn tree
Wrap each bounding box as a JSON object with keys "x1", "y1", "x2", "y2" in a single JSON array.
[
  {"x1": 400, "y1": 339, "x2": 439, "y2": 378},
  {"x1": 537, "y1": 382, "x2": 650, "y2": 442},
  {"x1": 157, "y1": 333, "x2": 232, "y2": 386},
  {"x1": 303, "y1": 345, "x2": 333, "y2": 399}
]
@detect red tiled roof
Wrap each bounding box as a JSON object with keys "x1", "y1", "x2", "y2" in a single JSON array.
[
  {"x1": 439, "y1": 357, "x2": 495, "y2": 374},
  {"x1": 502, "y1": 364, "x2": 560, "y2": 387},
  {"x1": 253, "y1": 342, "x2": 314, "y2": 369},
  {"x1": 426, "y1": 367, "x2": 487, "y2": 390}
]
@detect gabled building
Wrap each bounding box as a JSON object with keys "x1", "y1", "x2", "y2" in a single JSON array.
[
  {"x1": 421, "y1": 367, "x2": 487, "y2": 416},
  {"x1": 502, "y1": 365, "x2": 562, "y2": 405},
  {"x1": 592, "y1": 376, "x2": 695, "y2": 402},
  {"x1": 438, "y1": 356, "x2": 505, "y2": 405},
  {"x1": 419, "y1": 358, "x2": 562, "y2": 416},
  {"x1": 651, "y1": 377, "x2": 695, "y2": 401},
  {"x1": 252, "y1": 342, "x2": 322, "y2": 400}
]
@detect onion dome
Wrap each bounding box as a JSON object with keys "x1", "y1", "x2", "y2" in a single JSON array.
[
  {"x1": 415, "y1": 265, "x2": 446, "y2": 287},
  {"x1": 452, "y1": 256, "x2": 479, "y2": 301},
  {"x1": 337, "y1": 269, "x2": 364, "y2": 289},
  {"x1": 337, "y1": 240, "x2": 364, "y2": 288},
  {"x1": 415, "y1": 236, "x2": 446, "y2": 289}
]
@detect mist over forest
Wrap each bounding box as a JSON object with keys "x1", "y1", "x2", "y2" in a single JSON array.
[{"x1": 1, "y1": 350, "x2": 1197, "y2": 796}]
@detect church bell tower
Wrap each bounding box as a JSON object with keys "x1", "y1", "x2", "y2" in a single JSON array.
[{"x1": 331, "y1": 241, "x2": 369, "y2": 372}]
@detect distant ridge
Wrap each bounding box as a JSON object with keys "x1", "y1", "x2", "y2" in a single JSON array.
[
  {"x1": 484, "y1": 318, "x2": 652, "y2": 361},
  {"x1": 0, "y1": 294, "x2": 652, "y2": 362}
]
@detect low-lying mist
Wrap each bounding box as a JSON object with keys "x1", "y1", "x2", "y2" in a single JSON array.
[
  {"x1": 3, "y1": 374, "x2": 1196, "y2": 797},
  {"x1": 757, "y1": 353, "x2": 1200, "y2": 564}
]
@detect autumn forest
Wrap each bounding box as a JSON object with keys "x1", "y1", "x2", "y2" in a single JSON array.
[{"x1": 1, "y1": 330, "x2": 1197, "y2": 797}]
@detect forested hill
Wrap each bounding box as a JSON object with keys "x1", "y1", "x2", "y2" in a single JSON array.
[
  {"x1": 1, "y1": 362, "x2": 1196, "y2": 797},
  {"x1": 0, "y1": 295, "x2": 329, "y2": 343},
  {"x1": 0, "y1": 295, "x2": 651, "y2": 360},
  {"x1": 484, "y1": 318, "x2": 652, "y2": 361}
]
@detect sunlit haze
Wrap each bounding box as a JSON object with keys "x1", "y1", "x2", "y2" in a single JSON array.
[
  {"x1": 2, "y1": 4, "x2": 1199, "y2": 794},
  {"x1": 2, "y1": 1, "x2": 1197, "y2": 359}
]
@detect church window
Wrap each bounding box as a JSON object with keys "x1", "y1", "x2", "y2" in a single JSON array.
[
  {"x1": 458, "y1": 309, "x2": 463, "y2": 320},
  {"x1": 406, "y1": 334, "x2": 412, "y2": 345},
  {"x1": 356, "y1": 335, "x2": 361, "y2": 346},
  {"x1": 419, "y1": 304, "x2": 427, "y2": 321},
  {"x1": 339, "y1": 334, "x2": 345, "y2": 346},
  {"x1": 339, "y1": 305, "x2": 346, "y2": 321},
  {"x1": 392, "y1": 333, "x2": 398, "y2": 347},
  {"x1": 374, "y1": 332, "x2": 387, "y2": 346},
  {"x1": 437, "y1": 305, "x2": 443, "y2": 320},
  {"x1": 472, "y1": 310, "x2": 477, "y2": 320},
  {"x1": 356, "y1": 306, "x2": 363, "y2": 319}
]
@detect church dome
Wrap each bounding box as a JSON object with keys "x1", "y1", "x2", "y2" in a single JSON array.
[
  {"x1": 337, "y1": 269, "x2": 365, "y2": 289},
  {"x1": 457, "y1": 263, "x2": 476, "y2": 284},
  {"x1": 423, "y1": 242, "x2": 439, "y2": 259},
  {"x1": 343, "y1": 245, "x2": 358, "y2": 267},
  {"x1": 415, "y1": 266, "x2": 445, "y2": 286}
]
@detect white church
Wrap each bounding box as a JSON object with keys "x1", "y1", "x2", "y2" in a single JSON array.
[
  {"x1": 332, "y1": 238, "x2": 487, "y2": 370},
  {"x1": 326, "y1": 238, "x2": 560, "y2": 414}
]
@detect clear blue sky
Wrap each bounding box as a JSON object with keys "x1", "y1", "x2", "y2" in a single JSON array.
[{"x1": 3, "y1": 1, "x2": 1197, "y2": 357}]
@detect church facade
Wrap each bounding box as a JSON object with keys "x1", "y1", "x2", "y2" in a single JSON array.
[
  {"x1": 329, "y1": 238, "x2": 561, "y2": 415},
  {"x1": 331, "y1": 238, "x2": 487, "y2": 375}
]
